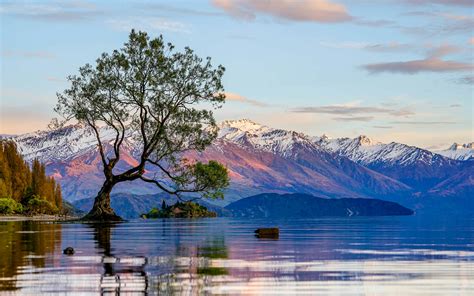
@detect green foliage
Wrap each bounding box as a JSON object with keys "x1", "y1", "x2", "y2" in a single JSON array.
[
  {"x1": 0, "y1": 140, "x2": 63, "y2": 215},
  {"x1": 0, "y1": 141, "x2": 30, "y2": 202},
  {"x1": 197, "y1": 267, "x2": 228, "y2": 276},
  {"x1": 145, "y1": 207, "x2": 160, "y2": 218},
  {"x1": 143, "y1": 201, "x2": 217, "y2": 218},
  {"x1": 55, "y1": 30, "x2": 229, "y2": 218},
  {"x1": 25, "y1": 196, "x2": 59, "y2": 215},
  {"x1": 192, "y1": 161, "x2": 229, "y2": 199},
  {"x1": 0, "y1": 198, "x2": 23, "y2": 214}
]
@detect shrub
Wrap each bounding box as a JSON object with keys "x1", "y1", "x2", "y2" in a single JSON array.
[
  {"x1": 145, "y1": 207, "x2": 160, "y2": 218},
  {"x1": 142, "y1": 201, "x2": 217, "y2": 218},
  {"x1": 26, "y1": 196, "x2": 58, "y2": 215},
  {"x1": 0, "y1": 198, "x2": 23, "y2": 214}
]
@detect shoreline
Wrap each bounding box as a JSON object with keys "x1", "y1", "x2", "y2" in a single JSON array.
[{"x1": 0, "y1": 215, "x2": 80, "y2": 222}]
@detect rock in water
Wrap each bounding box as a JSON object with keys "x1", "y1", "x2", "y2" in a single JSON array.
[
  {"x1": 63, "y1": 247, "x2": 75, "y2": 255},
  {"x1": 255, "y1": 228, "x2": 279, "y2": 238}
]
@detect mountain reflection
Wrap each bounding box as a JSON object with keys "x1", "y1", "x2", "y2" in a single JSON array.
[{"x1": 0, "y1": 217, "x2": 473, "y2": 294}]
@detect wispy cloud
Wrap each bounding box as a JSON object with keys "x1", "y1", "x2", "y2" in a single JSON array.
[
  {"x1": 362, "y1": 45, "x2": 473, "y2": 74},
  {"x1": 211, "y1": 0, "x2": 352, "y2": 23},
  {"x1": 290, "y1": 105, "x2": 414, "y2": 117},
  {"x1": 364, "y1": 42, "x2": 416, "y2": 53},
  {"x1": 363, "y1": 58, "x2": 472, "y2": 74},
  {"x1": 320, "y1": 41, "x2": 416, "y2": 52},
  {"x1": 373, "y1": 125, "x2": 393, "y2": 129},
  {"x1": 224, "y1": 92, "x2": 268, "y2": 107},
  {"x1": 354, "y1": 18, "x2": 397, "y2": 28},
  {"x1": 403, "y1": 0, "x2": 473, "y2": 7},
  {"x1": 0, "y1": 0, "x2": 100, "y2": 22},
  {"x1": 333, "y1": 116, "x2": 374, "y2": 122},
  {"x1": 106, "y1": 17, "x2": 190, "y2": 33},
  {"x1": 450, "y1": 104, "x2": 462, "y2": 107},
  {"x1": 402, "y1": 11, "x2": 474, "y2": 35},
  {"x1": 390, "y1": 121, "x2": 457, "y2": 125},
  {"x1": 137, "y1": 3, "x2": 222, "y2": 17},
  {"x1": 454, "y1": 76, "x2": 474, "y2": 84},
  {"x1": 319, "y1": 41, "x2": 369, "y2": 49}
]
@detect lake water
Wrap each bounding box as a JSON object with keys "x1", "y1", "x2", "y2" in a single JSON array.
[{"x1": 0, "y1": 215, "x2": 473, "y2": 295}]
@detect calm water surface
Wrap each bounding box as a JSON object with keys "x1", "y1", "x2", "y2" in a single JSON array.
[{"x1": 0, "y1": 216, "x2": 473, "y2": 295}]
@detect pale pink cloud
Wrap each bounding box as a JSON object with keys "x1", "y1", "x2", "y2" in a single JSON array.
[
  {"x1": 470, "y1": 37, "x2": 474, "y2": 45},
  {"x1": 362, "y1": 45, "x2": 473, "y2": 74},
  {"x1": 224, "y1": 92, "x2": 268, "y2": 107},
  {"x1": 404, "y1": 0, "x2": 473, "y2": 6},
  {"x1": 212, "y1": 0, "x2": 352, "y2": 23},
  {"x1": 363, "y1": 58, "x2": 472, "y2": 74}
]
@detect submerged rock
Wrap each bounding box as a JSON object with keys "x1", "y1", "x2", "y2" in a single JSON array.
[
  {"x1": 63, "y1": 247, "x2": 75, "y2": 255},
  {"x1": 255, "y1": 227, "x2": 279, "y2": 239}
]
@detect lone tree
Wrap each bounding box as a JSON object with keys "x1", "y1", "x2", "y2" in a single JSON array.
[{"x1": 55, "y1": 30, "x2": 229, "y2": 221}]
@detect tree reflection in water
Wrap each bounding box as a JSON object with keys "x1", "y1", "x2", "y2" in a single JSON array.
[
  {"x1": 87, "y1": 221, "x2": 230, "y2": 294},
  {"x1": 153, "y1": 229, "x2": 230, "y2": 294},
  {"x1": 2, "y1": 218, "x2": 472, "y2": 294},
  {"x1": 88, "y1": 222, "x2": 148, "y2": 294},
  {"x1": 0, "y1": 221, "x2": 61, "y2": 291}
]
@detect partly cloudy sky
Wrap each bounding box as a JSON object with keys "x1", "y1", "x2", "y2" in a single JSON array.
[{"x1": 0, "y1": 0, "x2": 472, "y2": 148}]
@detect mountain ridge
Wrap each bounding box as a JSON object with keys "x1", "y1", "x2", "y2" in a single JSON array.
[{"x1": 5, "y1": 119, "x2": 472, "y2": 212}]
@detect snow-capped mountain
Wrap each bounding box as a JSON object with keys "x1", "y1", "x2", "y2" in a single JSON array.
[
  {"x1": 314, "y1": 134, "x2": 465, "y2": 190},
  {"x1": 5, "y1": 119, "x2": 472, "y2": 209},
  {"x1": 217, "y1": 119, "x2": 321, "y2": 158},
  {"x1": 315, "y1": 135, "x2": 453, "y2": 166},
  {"x1": 436, "y1": 142, "x2": 474, "y2": 161},
  {"x1": 12, "y1": 125, "x2": 111, "y2": 162}
]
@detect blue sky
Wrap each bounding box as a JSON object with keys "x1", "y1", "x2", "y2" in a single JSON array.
[{"x1": 1, "y1": 0, "x2": 472, "y2": 149}]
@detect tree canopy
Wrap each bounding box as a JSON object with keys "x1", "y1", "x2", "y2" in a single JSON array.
[
  {"x1": 55, "y1": 30, "x2": 229, "y2": 220},
  {"x1": 0, "y1": 141, "x2": 62, "y2": 214}
]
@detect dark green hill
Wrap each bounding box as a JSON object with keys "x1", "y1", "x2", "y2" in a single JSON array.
[{"x1": 225, "y1": 193, "x2": 414, "y2": 218}]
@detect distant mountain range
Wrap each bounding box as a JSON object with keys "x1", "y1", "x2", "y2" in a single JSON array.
[
  {"x1": 6, "y1": 119, "x2": 473, "y2": 214},
  {"x1": 315, "y1": 134, "x2": 470, "y2": 190},
  {"x1": 436, "y1": 143, "x2": 474, "y2": 161}
]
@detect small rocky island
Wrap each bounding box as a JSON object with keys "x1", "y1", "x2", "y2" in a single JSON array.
[{"x1": 141, "y1": 201, "x2": 217, "y2": 218}]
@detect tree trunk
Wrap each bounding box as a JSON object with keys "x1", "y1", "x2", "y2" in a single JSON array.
[{"x1": 82, "y1": 180, "x2": 122, "y2": 221}]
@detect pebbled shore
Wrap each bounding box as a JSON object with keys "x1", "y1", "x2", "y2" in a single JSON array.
[{"x1": 0, "y1": 215, "x2": 79, "y2": 222}]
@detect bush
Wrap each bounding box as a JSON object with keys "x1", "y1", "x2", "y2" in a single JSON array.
[
  {"x1": 26, "y1": 196, "x2": 58, "y2": 215},
  {"x1": 0, "y1": 198, "x2": 23, "y2": 214},
  {"x1": 143, "y1": 207, "x2": 160, "y2": 218},
  {"x1": 142, "y1": 201, "x2": 217, "y2": 218}
]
